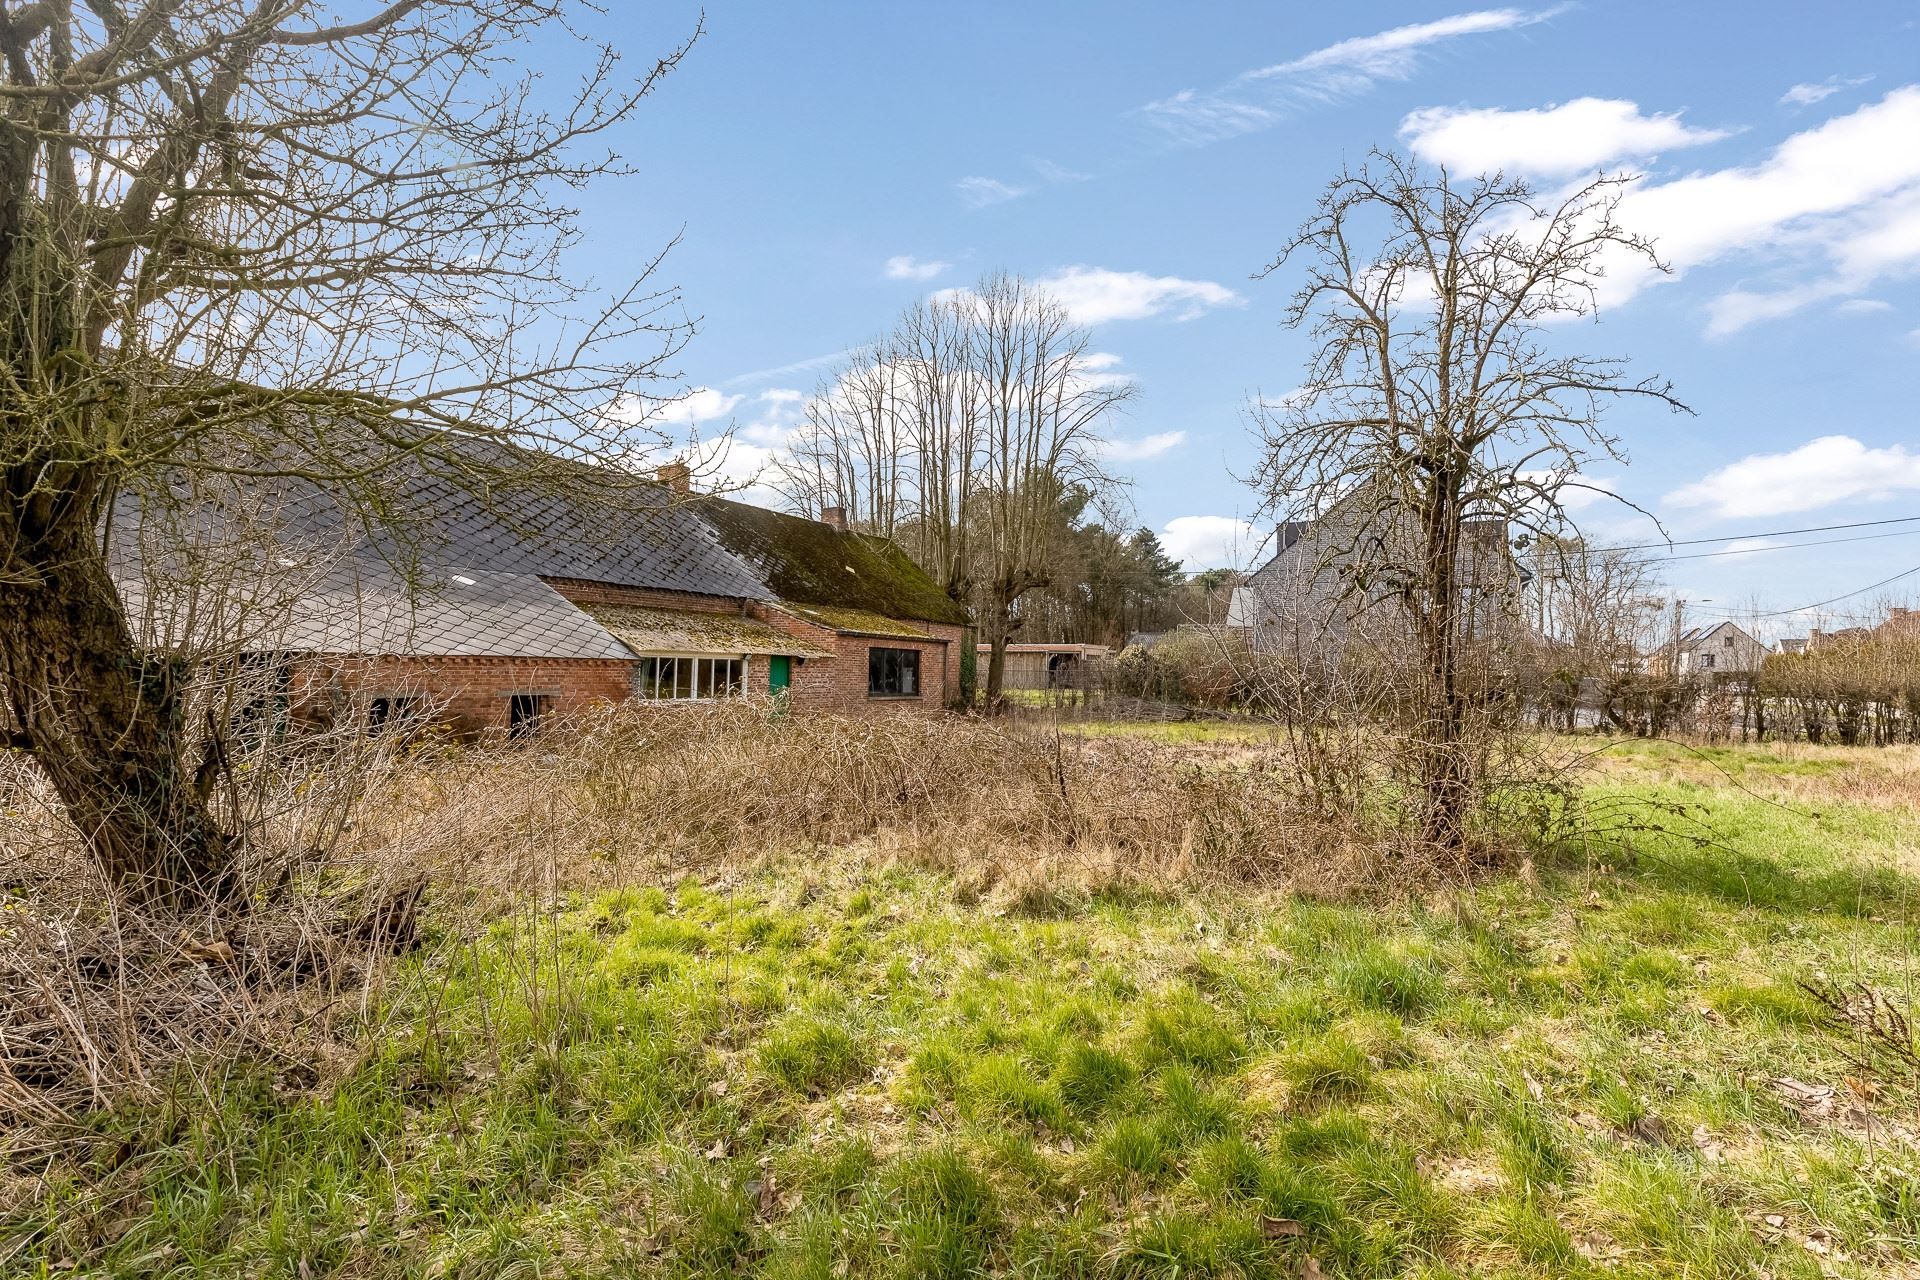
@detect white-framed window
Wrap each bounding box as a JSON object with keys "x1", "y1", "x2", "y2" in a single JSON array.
[{"x1": 634, "y1": 656, "x2": 745, "y2": 700}]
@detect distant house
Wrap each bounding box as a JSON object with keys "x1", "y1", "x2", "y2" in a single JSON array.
[
  {"x1": 118, "y1": 461, "x2": 967, "y2": 736},
  {"x1": 1664, "y1": 621, "x2": 1769, "y2": 676},
  {"x1": 977, "y1": 642, "x2": 1112, "y2": 690},
  {"x1": 1779, "y1": 606, "x2": 1920, "y2": 656},
  {"x1": 1235, "y1": 499, "x2": 1526, "y2": 661}
]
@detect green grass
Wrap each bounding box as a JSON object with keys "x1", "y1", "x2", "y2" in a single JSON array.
[{"x1": 10, "y1": 744, "x2": 1920, "y2": 1278}]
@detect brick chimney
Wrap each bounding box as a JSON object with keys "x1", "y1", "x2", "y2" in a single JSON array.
[
  {"x1": 656, "y1": 461, "x2": 691, "y2": 495},
  {"x1": 821, "y1": 504, "x2": 848, "y2": 533}
]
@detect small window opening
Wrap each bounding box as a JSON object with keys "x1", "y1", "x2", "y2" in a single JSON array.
[
  {"x1": 367, "y1": 695, "x2": 422, "y2": 735},
  {"x1": 508, "y1": 693, "x2": 551, "y2": 739}
]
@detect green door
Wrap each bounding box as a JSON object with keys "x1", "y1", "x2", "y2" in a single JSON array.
[{"x1": 769, "y1": 655, "x2": 791, "y2": 692}]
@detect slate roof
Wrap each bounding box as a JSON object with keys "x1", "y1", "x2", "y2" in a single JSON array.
[
  {"x1": 119, "y1": 559, "x2": 634, "y2": 660},
  {"x1": 583, "y1": 604, "x2": 831, "y2": 657},
  {"x1": 154, "y1": 452, "x2": 772, "y2": 602},
  {"x1": 113, "y1": 426, "x2": 967, "y2": 650}
]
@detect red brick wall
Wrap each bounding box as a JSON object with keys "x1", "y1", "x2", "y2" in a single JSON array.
[
  {"x1": 287, "y1": 654, "x2": 633, "y2": 738},
  {"x1": 776, "y1": 623, "x2": 963, "y2": 715},
  {"x1": 298, "y1": 577, "x2": 970, "y2": 724}
]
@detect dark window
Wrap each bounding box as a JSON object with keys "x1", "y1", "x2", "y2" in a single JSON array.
[
  {"x1": 634, "y1": 657, "x2": 743, "y2": 700},
  {"x1": 367, "y1": 695, "x2": 423, "y2": 735},
  {"x1": 868, "y1": 647, "x2": 921, "y2": 697},
  {"x1": 508, "y1": 693, "x2": 550, "y2": 739},
  {"x1": 1700, "y1": 654, "x2": 1715, "y2": 670}
]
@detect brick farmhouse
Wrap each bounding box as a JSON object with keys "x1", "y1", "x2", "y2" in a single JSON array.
[{"x1": 117, "y1": 460, "x2": 967, "y2": 735}]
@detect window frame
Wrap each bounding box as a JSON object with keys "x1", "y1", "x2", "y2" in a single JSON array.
[
  {"x1": 867, "y1": 646, "x2": 922, "y2": 699},
  {"x1": 633, "y1": 655, "x2": 746, "y2": 701}
]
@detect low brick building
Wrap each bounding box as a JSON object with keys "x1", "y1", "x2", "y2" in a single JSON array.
[{"x1": 119, "y1": 464, "x2": 967, "y2": 735}]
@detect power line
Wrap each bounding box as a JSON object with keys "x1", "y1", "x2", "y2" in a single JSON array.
[
  {"x1": 1159, "y1": 513, "x2": 1920, "y2": 578},
  {"x1": 1687, "y1": 563, "x2": 1920, "y2": 619},
  {"x1": 1651, "y1": 526, "x2": 1920, "y2": 563},
  {"x1": 1545, "y1": 513, "x2": 1920, "y2": 555}
]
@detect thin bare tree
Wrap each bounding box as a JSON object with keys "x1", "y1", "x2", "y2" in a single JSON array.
[
  {"x1": 0, "y1": 2, "x2": 698, "y2": 911},
  {"x1": 1250, "y1": 152, "x2": 1688, "y2": 857},
  {"x1": 1521, "y1": 535, "x2": 1663, "y2": 730}
]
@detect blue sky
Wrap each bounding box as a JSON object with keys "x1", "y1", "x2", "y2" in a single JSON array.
[{"x1": 548, "y1": 3, "x2": 1920, "y2": 631}]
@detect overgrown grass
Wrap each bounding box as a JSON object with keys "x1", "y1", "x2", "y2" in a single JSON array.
[{"x1": 8, "y1": 739, "x2": 1920, "y2": 1277}]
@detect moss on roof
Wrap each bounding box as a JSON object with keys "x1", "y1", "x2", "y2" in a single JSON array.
[
  {"x1": 773, "y1": 603, "x2": 935, "y2": 639},
  {"x1": 581, "y1": 604, "x2": 831, "y2": 657},
  {"x1": 694, "y1": 498, "x2": 967, "y2": 627}
]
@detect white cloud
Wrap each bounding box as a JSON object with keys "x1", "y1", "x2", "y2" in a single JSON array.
[
  {"x1": 678, "y1": 387, "x2": 815, "y2": 505},
  {"x1": 1782, "y1": 74, "x2": 1872, "y2": 107},
  {"x1": 1834, "y1": 298, "x2": 1894, "y2": 314},
  {"x1": 1139, "y1": 7, "x2": 1562, "y2": 146},
  {"x1": 1028, "y1": 157, "x2": 1091, "y2": 184},
  {"x1": 1098, "y1": 431, "x2": 1187, "y2": 463},
  {"x1": 1159, "y1": 515, "x2": 1258, "y2": 569},
  {"x1": 722, "y1": 350, "x2": 848, "y2": 388},
  {"x1": 1587, "y1": 87, "x2": 1920, "y2": 330},
  {"x1": 650, "y1": 387, "x2": 743, "y2": 427},
  {"x1": 955, "y1": 175, "x2": 1027, "y2": 207},
  {"x1": 1036, "y1": 266, "x2": 1243, "y2": 324},
  {"x1": 884, "y1": 254, "x2": 950, "y2": 282},
  {"x1": 1400, "y1": 98, "x2": 1727, "y2": 176},
  {"x1": 1719, "y1": 537, "x2": 1781, "y2": 558},
  {"x1": 1665, "y1": 435, "x2": 1920, "y2": 518}
]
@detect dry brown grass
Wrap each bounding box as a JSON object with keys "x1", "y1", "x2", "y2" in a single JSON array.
[
  {"x1": 0, "y1": 733, "x2": 423, "y2": 1137},
  {"x1": 1585, "y1": 736, "x2": 1920, "y2": 811},
  {"x1": 350, "y1": 700, "x2": 1408, "y2": 906}
]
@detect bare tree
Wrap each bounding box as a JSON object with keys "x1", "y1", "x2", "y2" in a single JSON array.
[
  {"x1": 0, "y1": 3, "x2": 697, "y2": 910},
  {"x1": 1523, "y1": 534, "x2": 1663, "y2": 730},
  {"x1": 1251, "y1": 153, "x2": 1688, "y2": 857},
  {"x1": 966, "y1": 273, "x2": 1132, "y2": 709},
  {"x1": 778, "y1": 275, "x2": 1130, "y2": 708}
]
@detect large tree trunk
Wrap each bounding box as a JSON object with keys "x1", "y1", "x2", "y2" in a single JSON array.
[
  {"x1": 1416, "y1": 488, "x2": 1470, "y2": 858},
  {"x1": 0, "y1": 498, "x2": 235, "y2": 912},
  {"x1": 982, "y1": 580, "x2": 1016, "y2": 714}
]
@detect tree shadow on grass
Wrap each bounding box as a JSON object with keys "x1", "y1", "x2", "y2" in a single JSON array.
[{"x1": 1614, "y1": 844, "x2": 1920, "y2": 920}]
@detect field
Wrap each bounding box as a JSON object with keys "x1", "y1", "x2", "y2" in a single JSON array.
[{"x1": 7, "y1": 727, "x2": 1920, "y2": 1278}]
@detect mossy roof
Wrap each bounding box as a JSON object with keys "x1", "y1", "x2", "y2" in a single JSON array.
[
  {"x1": 581, "y1": 604, "x2": 831, "y2": 657},
  {"x1": 771, "y1": 603, "x2": 935, "y2": 640},
  {"x1": 693, "y1": 497, "x2": 967, "y2": 627}
]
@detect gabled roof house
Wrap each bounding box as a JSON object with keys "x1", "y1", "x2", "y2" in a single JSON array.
[
  {"x1": 118, "y1": 457, "x2": 967, "y2": 735},
  {"x1": 1234, "y1": 494, "x2": 1526, "y2": 661}
]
